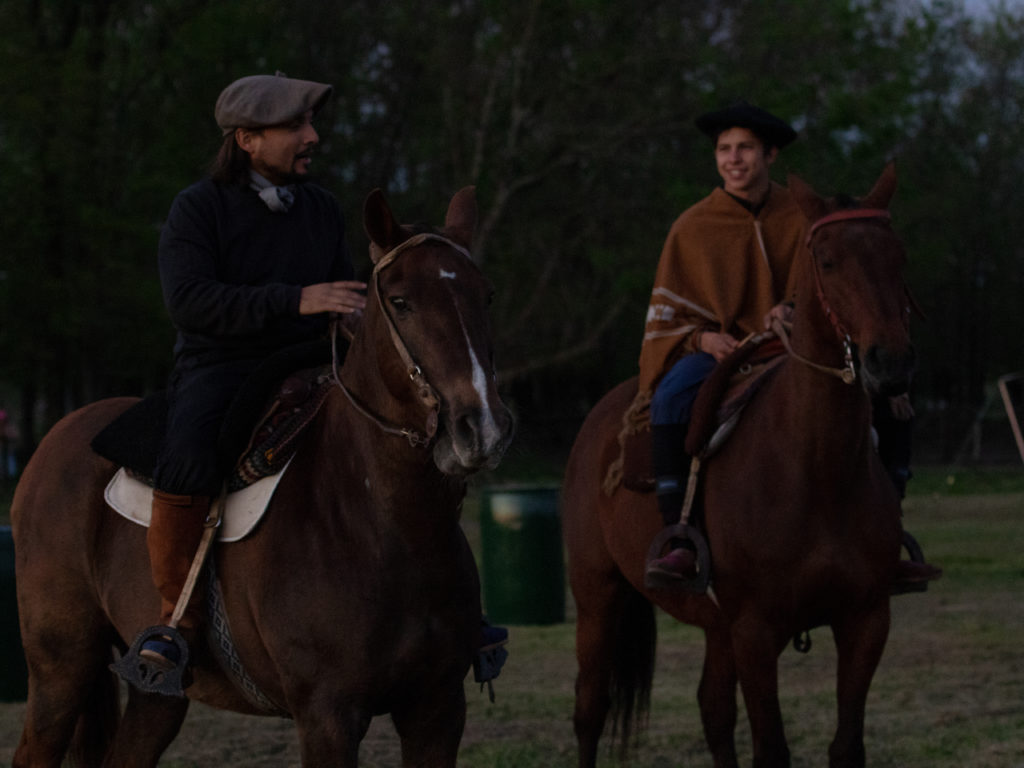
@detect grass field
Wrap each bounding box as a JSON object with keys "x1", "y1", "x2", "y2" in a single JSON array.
[{"x1": 1, "y1": 471, "x2": 1022, "y2": 766}]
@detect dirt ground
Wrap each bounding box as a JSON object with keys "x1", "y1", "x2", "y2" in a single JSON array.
[{"x1": 1, "y1": 492, "x2": 1022, "y2": 767}]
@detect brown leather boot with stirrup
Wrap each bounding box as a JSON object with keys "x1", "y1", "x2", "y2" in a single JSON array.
[{"x1": 140, "y1": 489, "x2": 211, "y2": 669}]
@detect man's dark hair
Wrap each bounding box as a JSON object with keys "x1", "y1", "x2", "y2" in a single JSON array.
[
  {"x1": 709, "y1": 128, "x2": 779, "y2": 155},
  {"x1": 209, "y1": 134, "x2": 253, "y2": 186}
]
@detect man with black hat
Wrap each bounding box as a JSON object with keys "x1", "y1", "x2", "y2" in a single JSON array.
[
  {"x1": 639, "y1": 101, "x2": 940, "y2": 591},
  {"x1": 140, "y1": 73, "x2": 367, "y2": 669},
  {"x1": 638, "y1": 101, "x2": 803, "y2": 583}
]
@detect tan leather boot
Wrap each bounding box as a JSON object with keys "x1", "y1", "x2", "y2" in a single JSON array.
[{"x1": 142, "y1": 490, "x2": 210, "y2": 667}]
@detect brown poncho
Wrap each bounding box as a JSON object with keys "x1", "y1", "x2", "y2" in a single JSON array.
[{"x1": 637, "y1": 183, "x2": 808, "y2": 397}]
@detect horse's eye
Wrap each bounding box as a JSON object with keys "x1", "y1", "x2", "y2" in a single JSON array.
[
  {"x1": 487, "y1": 290, "x2": 495, "y2": 306},
  {"x1": 819, "y1": 255, "x2": 835, "y2": 272},
  {"x1": 389, "y1": 296, "x2": 410, "y2": 312}
]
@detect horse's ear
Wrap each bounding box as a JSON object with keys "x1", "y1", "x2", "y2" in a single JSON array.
[
  {"x1": 787, "y1": 173, "x2": 829, "y2": 223},
  {"x1": 861, "y1": 162, "x2": 897, "y2": 210},
  {"x1": 444, "y1": 186, "x2": 477, "y2": 250},
  {"x1": 363, "y1": 188, "x2": 408, "y2": 264}
]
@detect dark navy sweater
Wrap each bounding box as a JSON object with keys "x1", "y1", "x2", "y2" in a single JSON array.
[{"x1": 158, "y1": 178, "x2": 353, "y2": 365}]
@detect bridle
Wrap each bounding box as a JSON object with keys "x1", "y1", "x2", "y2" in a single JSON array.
[
  {"x1": 332, "y1": 232, "x2": 472, "y2": 447},
  {"x1": 775, "y1": 208, "x2": 895, "y2": 385}
]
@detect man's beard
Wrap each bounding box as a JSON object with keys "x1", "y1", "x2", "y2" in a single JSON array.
[
  {"x1": 278, "y1": 153, "x2": 318, "y2": 185},
  {"x1": 280, "y1": 170, "x2": 314, "y2": 185}
]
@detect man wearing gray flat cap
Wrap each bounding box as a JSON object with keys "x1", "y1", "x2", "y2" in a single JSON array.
[
  {"x1": 138, "y1": 72, "x2": 367, "y2": 673},
  {"x1": 215, "y1": 73, "x2": 333, "y2": 136}
]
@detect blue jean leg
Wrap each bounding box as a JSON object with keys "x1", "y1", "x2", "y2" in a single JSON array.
[{"x1": 650, "y1": 352, "x2": 716, "y2": 427}]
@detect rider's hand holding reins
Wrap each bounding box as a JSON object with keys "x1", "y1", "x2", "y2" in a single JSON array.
[
  {"x1": 300, "y1": 280, "x2": 368, "y2": 315},
  {"x1": 763, "y1": 302, "x2": 794, "y2": 330},
  {"x1": 698, "y1": 331, "x2": 739, "y2": 362}
]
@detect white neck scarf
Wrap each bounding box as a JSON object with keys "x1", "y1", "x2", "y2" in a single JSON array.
[{"x1": 249, "y1": 171, "x2": 295, "y2": 213}]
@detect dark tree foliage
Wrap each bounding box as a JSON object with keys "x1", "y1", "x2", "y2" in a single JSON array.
[{"x1": 1, "y1": 0, "x2": 1020, "y2": 464}]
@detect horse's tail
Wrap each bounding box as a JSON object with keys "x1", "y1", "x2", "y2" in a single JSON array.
[
  {"x1": 68, "y1": 665, "x2": 120, "y2": 767},
  {"x1": 608, "y1": 580, "x2": 656, "y2": 758}
]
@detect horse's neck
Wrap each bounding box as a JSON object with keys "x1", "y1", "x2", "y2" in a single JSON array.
[
  {"x1": 340, "y1": 317, "x2": 428, "y2": 434},
  {"x1": 783, "y1": 299, "x2": 873, "y2": 445},
  {"x1": 318, "y1": 359, "x2": 466, "y2": 539}
]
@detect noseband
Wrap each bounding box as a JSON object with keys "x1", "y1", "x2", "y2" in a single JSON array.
[{"x1": 333, "y1": 232, "x2": 472, "y2": 447}]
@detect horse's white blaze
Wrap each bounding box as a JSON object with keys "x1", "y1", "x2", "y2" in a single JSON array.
[
  {"x1": 449, "y1": 290, "x2": 499, "y2": 450},
  {"x1": 463, "y1": 324, "x2": 499, "y2": 446},
  {"x1": 440, "y1": 268, "x2": 457, "y2": 280}
]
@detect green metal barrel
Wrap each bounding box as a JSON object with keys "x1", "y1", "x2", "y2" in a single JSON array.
[
  {"x1": 480, "y1": 485, "x2": 565, "y2": 625},
  {"x1": 0, "y1": 526, "x2": 27, "y2": 701}
]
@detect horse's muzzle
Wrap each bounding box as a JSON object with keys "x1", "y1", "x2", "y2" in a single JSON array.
[
  {"x1": 860, "y1": 343, "x2": 916, "y2": 396},
  {"x1": 435, "y1": 403, "x2": 515, "y2": 475}
]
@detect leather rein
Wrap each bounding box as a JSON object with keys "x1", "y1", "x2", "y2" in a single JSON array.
[
  {"x1": 332, "y1": 232, "x2": 472, "y2": 447},
  {"x1": 773, "y1": 207, "x2": 895, "y2": 385}
]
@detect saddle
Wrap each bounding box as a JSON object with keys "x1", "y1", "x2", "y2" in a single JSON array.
[
  {"x1": 92, "y1": 364, "x2": 334, "y2": 545},
  {"x1": 91, "y1": 365, "x2": 333, "y2": 491},
  {"x1": 608, "y1": 335, "x2": 785, "y2": 495},
  {"x1": 90, "y1": 341, "x2": 342, "y2": 543}
]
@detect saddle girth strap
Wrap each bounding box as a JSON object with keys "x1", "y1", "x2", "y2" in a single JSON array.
[{"x1": 205, "y1": 558, "x2": 290, "y2": 716}]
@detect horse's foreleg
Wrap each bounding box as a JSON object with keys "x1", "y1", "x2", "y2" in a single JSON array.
[
  {"x1": 103, "y1": 686, "x2": 189, "y2": 768},
  {"x1": 698, "y1": 625, "x2": 739, "y2": 768},
  {"x1": 391, "y1": 678, "x2": 466, "y2": 768},
  {"x1": 14, "y1": 610, "x2": 118, "y2": 768},
  {"x1": 731, "y1": 615, "x2": 791, "y2": 768},
  {"x1": 295, "y1": 703, "x2": 371, "y2": 768},
  {"x1": 828, "y1": 602, "x2": 890, "y2": 768}
]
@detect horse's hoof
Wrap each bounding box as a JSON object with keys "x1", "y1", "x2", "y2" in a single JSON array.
[{"x1": 111, "y1": 625, "x2": 190, "y2": 697}]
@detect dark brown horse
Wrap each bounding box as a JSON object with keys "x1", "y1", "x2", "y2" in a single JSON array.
[
  {"x1": 11, "y1": 187, "x2": 514, "y2": 767},
  {"x1": 563, "y1": 165, "x2": 912, "y2": 768}
]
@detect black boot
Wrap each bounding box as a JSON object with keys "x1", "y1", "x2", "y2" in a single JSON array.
[
  {"x1": 646, "y1": 424, "x2": 697, "y2": 580},
  {"x1": 874, "y1": 397, "x2": 941, "y2": 593}
]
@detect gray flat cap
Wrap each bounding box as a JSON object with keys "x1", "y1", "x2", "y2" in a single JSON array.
[{"x1": 215, "y1": 72, "x2": 333, "y2": 135}]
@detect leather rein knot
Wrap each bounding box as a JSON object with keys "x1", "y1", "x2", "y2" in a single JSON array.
[{"x1": 333, "y1": 232, "x2": 471, "y2": 447}]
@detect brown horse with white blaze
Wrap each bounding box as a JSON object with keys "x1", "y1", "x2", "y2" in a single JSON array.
[
  {"x1": 563, "y1": 165, "x2": 913, "y2": 768},
  {"x1": 12, "y1": 186, "x2": 513, "y2": 767}
]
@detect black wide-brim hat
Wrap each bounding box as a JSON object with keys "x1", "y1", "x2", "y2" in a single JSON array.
[{"x1": 695, "y1": 101, "x2": 797, "y2": 149}]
